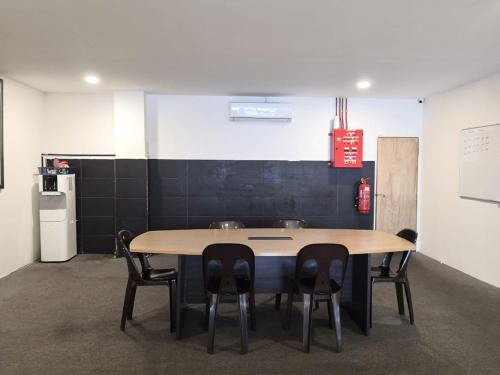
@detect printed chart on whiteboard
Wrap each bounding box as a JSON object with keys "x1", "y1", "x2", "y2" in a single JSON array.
[{"x1": 459, "y1": 124, "x2": 500, "y2": 202}]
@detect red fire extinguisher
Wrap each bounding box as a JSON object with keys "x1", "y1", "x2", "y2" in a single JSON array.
[{"x1": 356, "y1": 177, "x2": 370, "y2": 214}]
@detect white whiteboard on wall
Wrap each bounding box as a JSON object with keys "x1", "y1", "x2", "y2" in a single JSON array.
[{"x1": 459, "y1": 124, "x2": 500, "y2": 202}]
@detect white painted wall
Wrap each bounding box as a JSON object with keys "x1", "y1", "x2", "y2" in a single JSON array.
[
  {"x1": 42, "y1": 92, "x2": 148, "y2": 158},
  {"x1": 146, "y1": 94, "x2": 424, "y2": 241},
  {"x1": 114, "y1": 91, "x2": 146, "y2": 159},
  {"x1": 0, "y1": 77, "x2": 44, "y2": 278},
  {"x1": 40, "y1": 93, "x2": 424, "y2": 161},
  {"x1": 421, "y1": 73, "x2": 500, "y2": 288},
  {"x1": 43, "y1": 93, "x2": 114, "y2": 154},
  {"x1": 146, "y1": 95, "x2": 423, "y2": 161}
]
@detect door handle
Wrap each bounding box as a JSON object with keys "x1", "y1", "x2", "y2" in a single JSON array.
[{"x1": 375, "y1": 193, "x2": 386, "y2": 198}]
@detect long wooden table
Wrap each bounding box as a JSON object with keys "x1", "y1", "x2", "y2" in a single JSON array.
[{"x1": 131, "y1": 228, "x2": 416, "y2": 339}]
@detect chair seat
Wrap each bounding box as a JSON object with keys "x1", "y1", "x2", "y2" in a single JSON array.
[
  {"x1": 371, "y1": 268, "x2": 400, "y2": 281},
  {"x1": 371, "y1": 264, "x2": 394, "y2": 275},
  {"x1": 370, "y1": 229, "x2": 417, "y2": 328},
  {"x1": 296, "y1": 278, "x2": 343, "y2": 295},
  {"x1": 206, "y1": 276, "x2": 252, "y2": 295},
  {"x1": 371, "y1": 265, "x2": 392, "y2": 273},
  {"x1": 144, "y1": 268, "x2": 177, "y2": 281},
  {"x1": 118, "y1": 229, "x2": 178, "y2": 333}
]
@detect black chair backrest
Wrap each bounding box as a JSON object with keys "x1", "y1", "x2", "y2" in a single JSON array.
[
  {"x1": 117, "y1": 230, "x2": 143, "y2": 282},
  {"x1": 202, "y1": 243, "x2": 255, "y2": 295},
  {"x1": 117, "y1": 230, "x2": 153, "y2": 279},
  {"x1": 397, "y1": 228, "x2": 418, "y2": 244},
  {"x1": 294, "y1": 244, "x2": 349, "y2": 295},
  {"x1": 209, "y1": 221, "x2": 245, "y2": 229},
  {"x1": 273, "y1": 219, "x2": 306, "y2": 229},
  {"x1": 395, "y1": 229, "x2": 418, "y2": 274},
  {"x1": 380, "y1": 229, "x2": 418, "y2": 275}
]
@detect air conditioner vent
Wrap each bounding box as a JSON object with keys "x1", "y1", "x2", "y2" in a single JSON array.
[{"x1": 229, "y1": 102, "x2": 292, "y2": 121}]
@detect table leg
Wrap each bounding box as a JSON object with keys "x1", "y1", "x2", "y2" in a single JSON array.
[
  {"x1": 342, "y1": 254, "x2": 371, "y2": 336},
  {"x1": 175, "y1": 255, "x2": 187, "y2": 340}
]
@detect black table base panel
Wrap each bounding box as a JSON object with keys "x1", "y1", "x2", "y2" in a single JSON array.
[{"x1": 175, "y1": 254, "x2": 371, "y2": 339}]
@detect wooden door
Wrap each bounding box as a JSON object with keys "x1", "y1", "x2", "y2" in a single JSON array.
[{"x1": 376, "y1": 137, "x2": 418, "y2": 233}]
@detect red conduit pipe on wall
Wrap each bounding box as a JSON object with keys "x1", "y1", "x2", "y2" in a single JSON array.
[{"x1": 345, "y1": 97, "x2": 348, "y2": 130}]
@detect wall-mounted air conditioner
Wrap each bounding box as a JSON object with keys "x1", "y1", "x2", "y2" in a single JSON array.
[{"x1": 229, "y1": 102, "x2": 292, "y2": 121}]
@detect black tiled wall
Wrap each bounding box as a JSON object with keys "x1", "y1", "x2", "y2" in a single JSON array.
[
  {"x1": 115, "y1": 159, "x2": 148, "y2": 236},
  {"x1": 64, "y1": 158, "x2": 147, "y2": 254},
  {"x1": 79, "y1": 159, "x2": 115, "y2": 254},
  {"x1": 64, "y1": 158, "x2": 374, "y2": 254},
  {"x1": 148, "y1": 160, "x2": 375, "y2": 231}
]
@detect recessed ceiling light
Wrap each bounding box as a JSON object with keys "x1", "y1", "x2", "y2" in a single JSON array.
[
  {"x1": 356, "y1": 80, "x2": 371, "y2": 89},
  {"x1": 84, "y1": 75, "x2": 100, "y2": 84}
]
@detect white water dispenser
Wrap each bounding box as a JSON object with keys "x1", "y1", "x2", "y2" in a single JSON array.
[{"x1": 38, "y1": 173, "x2": 77, "y2": 262}]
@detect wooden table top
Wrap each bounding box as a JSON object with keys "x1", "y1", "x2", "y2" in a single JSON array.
[{"x1": 130, "y1": 228, "x2": 416, "y2": 256}]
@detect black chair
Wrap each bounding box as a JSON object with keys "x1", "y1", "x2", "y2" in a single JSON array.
[
  {"x1": 272, "y1": 219, "x2": 306, "y2": 229},
  {"x1": 117, "y1": 230, "x2": 177, "y2": 332},
  {"x1": 273, "y1": 219, "x2": 306, "y2": 310},
  {"x1": 285, "y1": 244, "x2": 349, "y2": 353},
  {"x1": 202, "y1": 243, "x2": 256, "y2": 354},
  {"x1": 209, "y1": 220, "x2": 245, "y2": 229},
  {"x1": 370, "y1": 229, "x2": 418, "y2": 327}
]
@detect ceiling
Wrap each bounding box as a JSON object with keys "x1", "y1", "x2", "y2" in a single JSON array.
[{"x1": 1, "y1": 0, "x2": 500, "y2": 97}]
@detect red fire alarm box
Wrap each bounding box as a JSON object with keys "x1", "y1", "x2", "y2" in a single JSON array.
[{"x1": 330, "y1": 129, "x2": 363, "y2": 168}]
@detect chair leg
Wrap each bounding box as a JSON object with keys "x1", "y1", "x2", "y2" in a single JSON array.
[
  {"x1": 127, "y1": 285, "x2": 137, "y2": 320},
  {"x1": 302, "y1": 293, "x2": 313, "y2": 353},
  {"x1": 204, "y1": 297, "x2": 209, "y2": 331},
  {"x1": 249, "y1": 291, "x2": 257, "y2": 331},
  {"x1": 327, "y1": 297, "x2": 334, "y2": 329},
  {"x1": 207, "y1": 293, "x2": 219, "y2": 354},
  {"x1": 168, "y1": 279, "x2": 177, "y2": 333},
  {"x1": 331, "y1": 292, "x2": 342, "y2": 353},
  {"x1": 238, "y1": 293, "x2": 249, "y2": 354},
  {"x1": 370, "y1": 279, "x2": 374, "y2": 328},
  {"x1": 120, "y1": 278, "x2": 133, "y2": 331},
  {"x1": 285, "y1": 286, "x2": 294, "y2": 330},
  {"x1": 395, "y1": 282, "x2": 405, "y2": 315},
  {"x1": 403, "y1": 280, "x2": 415, "y2": 325},
  {"x1": 275, "y1": 293, "x2": 282, "y2": 310}
]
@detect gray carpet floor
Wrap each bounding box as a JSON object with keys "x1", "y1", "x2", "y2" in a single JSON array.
[{"x1": 1, "y1": 253, "x2": 499, "y2": 375}]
